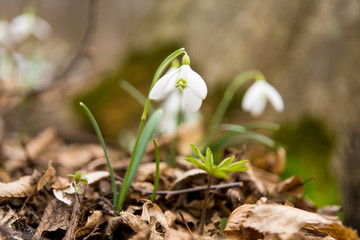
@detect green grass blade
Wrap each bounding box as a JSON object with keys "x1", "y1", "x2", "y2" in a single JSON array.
[
  {"x1": 79, "y1": 102, "x2": 118, "y2": 205},
  {"x1": 151, "y1": 139, "x2": 160, "y2": 203},
  {"x1": 218, "y1": 124, "x2": 247, "y2": 133},
  {"x1": 116, "y1": 109, "x2": 163, "y2": 210}
]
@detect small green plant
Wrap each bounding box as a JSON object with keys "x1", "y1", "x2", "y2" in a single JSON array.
[
  {"x1": 67, "y1": 171, "x2": 89, "y2": 194},
  {"x1": 185, "y1": 144, "x2": 248, "y2": 235}
]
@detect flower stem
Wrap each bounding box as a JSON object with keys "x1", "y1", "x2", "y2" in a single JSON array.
[
  {"x1": 116, "y1": 48, "x2": 186, "y2": 211},
  {"x1": 203, "y1": 70, "x2": 264, "y2": 147},
  {"x1": 199, "y1": 175, "x2": 213, "y2": 235}
]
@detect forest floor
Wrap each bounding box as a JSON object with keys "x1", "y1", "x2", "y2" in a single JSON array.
[{"x1": 0, "y1": 124, "x2": 358, "y2": 240}]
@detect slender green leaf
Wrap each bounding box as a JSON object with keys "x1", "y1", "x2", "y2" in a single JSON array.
[
  {"x1": 226, "y1": 165, "x2": 248, "y2": 172},
  {"x1": 225, "y1": 160, "x2": 248, "y2": 171},
  {"x1": 79, "y1": 102, "x2": 118, "y2": 205},
  {"x1": 243, "y1": 121, "x2": 280, "y2": 131},
  {"x1": 216, "y1": 156, "x2": 235, "y2": 169},
  {"x1": 190, "y1": 144, "x2": 207, "y2": 164},
  {"x1": 117, "y1": 109, "x2": 163, "y2": 210},
  {"x1": 218, "y1": 124, "x2": 247, "y2": 133},
  {"x1": 185, "y1": 156, "x2": 209, "y2": 172}
]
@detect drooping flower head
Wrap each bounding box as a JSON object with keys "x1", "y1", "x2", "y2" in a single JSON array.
[
  {"x1": 9, "y1": 9, "x2": 52, "y2": 43},
  {"x1": 242, "y1": 79, "x2": 284, "y2": 117},
  {"x1": 149, "y1": 53, "x2": 207, "y2": 113}
]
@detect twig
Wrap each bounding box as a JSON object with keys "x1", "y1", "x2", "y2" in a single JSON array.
[
  {"x1": 54, "y1": 0, "x2": 97, "y2": 82},
  {"x1": 63, "y1": 194, "x2": 82, "y2": 240},
  {"x1": 115, "y1": 175, "x2": 243, "y2": 196},
  {"x1": 179, "y1": 211, "x2": 195, "y2": 240}
]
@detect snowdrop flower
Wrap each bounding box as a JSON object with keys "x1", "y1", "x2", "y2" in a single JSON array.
[
  {"x1": 159, "y1": 90, "x2": 181, "y2": 134},
  {"x1": 242, "y1": 80, "x2": 284, "y2": 117},
  {"x1": 9, "y1": 12, "x2": 52, "y2": 43},
  {"x1": 149, "y1": 54, "x2": 207, "y2": 113}
]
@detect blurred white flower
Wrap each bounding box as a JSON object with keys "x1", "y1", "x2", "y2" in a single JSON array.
[
  {"x1": 13, "y1": 52, "x2": 55, "y2": 89},
  {"x1": 0, "y1": 20, "x2": 12, "y2": 47},
  {"x1": 9, "y1": 12, "x2": 52, "y2": 43},
  {"x1": 149, "y1": 55, "x2": 207, "y2": 113},
  {"x1": 242, "y1": 80, "x2": 284, "y2": 117}
]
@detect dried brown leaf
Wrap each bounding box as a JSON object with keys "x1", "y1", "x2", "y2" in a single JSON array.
[
  {"x1": 136, "y1": 162, "x2": 167, "y2": 182},
  {"x1": 176, "y1": 211, "x2": 197, "y2": 229},
  {"x1": 56, "y1": 144, "x2": 106, "y2": 168},
  {"x1": 27, "y1": 128, "x2": 57, "y2": 159},
  {"x1": 37, "y1": 162, "x2": 56, "y2": 191},
  {"x1": 52, "y1": 188, "x2": 72, "y2": 205},
  {"x1": 164, "y1": 228, "x2": 192, "y2": 240},
  {"x1": 0, "y1": 225, "x2": 22, "y2": 240},
  {"x1": 171, "y1": 169, "x2": 207, "y2": 189},
  {"x1": 317, "y1": 205, "x2": 342, "y2": 216},
  {"x1": 0, "y1": 205, "x2": 19, "y2": 226},
  {"x1": 35, "y1": 198, "x2": 71, "y2": 237},
  {"x1": 141, "y1": 201, "x2": 169, "y2": 229},
  {"x1": 0, "y1": 175, "x2": 35, "y2": 202},
  {"x1": 164, "y1": 210, "x2": 176, "y2": 227},
  {"x1": 244, "y1": 162, "x2": 280, "y2": 195},
  {"x1": 225, "y1": 200, "x2": 359, "y2": 240},
  {"x1": 106, "y1": 211, "x2": 147, "y2": 235},
  {"x1": 76, "y1": 210, "x2": 104, "y2": 238},
  {"x1": 277, "y1": 175, "x2": 305, "y2": 199}
]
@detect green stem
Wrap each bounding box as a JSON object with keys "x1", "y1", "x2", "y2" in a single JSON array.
[
  {"x1": 199, "y1": 175, "x2": 213, "y2": 235},
  {"x1": 79, "y1": 102, "x2": 118, "y2": 205},
  {"x1": 116, "y1": 48, "x2": 186, "y2": 211},
  {"x1": 151, "y1": 139, "x2": 160, "y2": 203},
  {"x1": 203, "y1": 70, "x2": 264, "y2": 146}
]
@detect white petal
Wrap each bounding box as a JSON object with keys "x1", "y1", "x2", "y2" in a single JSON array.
[
  {"x1": 241, "y1": 81, "x2": 264, "y2": 112},
  {"x1": 249, "y1": 97, "x2": 267, "y2": 117},
  {"x1": 182, "y1": 65, "x2": 207, "y2": 99},
  {"x1": 181, "y1": 89, "x2": 203, "y2": 113},
  {"x1": 263, "y1": 83, "x2": 284, "y2": 112},
  {"x1": 149, "y1": 69, "x2": 179, "y2": 100},
  {"x1": 161, "y1": 90, "x2": 181, "y2": 115},
  {"x1": 9, "y1": 14, "x2": 35, "y2": 42}
]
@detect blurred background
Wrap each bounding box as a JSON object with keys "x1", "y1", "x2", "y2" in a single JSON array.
[{"x1": 0, "y1": 0, "x2": 360, "y2": 230}]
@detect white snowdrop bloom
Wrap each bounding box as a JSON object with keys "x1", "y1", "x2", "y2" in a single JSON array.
[
  {"x1": 13, "y1": 52, "x2": 56, "y2": 89},
  {"x1": 242, "y1": 80, "x2": 284, "y2": 117},
  {"x1": 149, "y1": 55, "x2": 207, "y2": 113},
  {"x1": 9, "y1": 13, "x2": 52, "y2": 43}
]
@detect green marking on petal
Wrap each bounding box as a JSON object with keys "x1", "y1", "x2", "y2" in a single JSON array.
[{"x1": 176, "y1": 79, "x2": 187, "y2": 90}]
